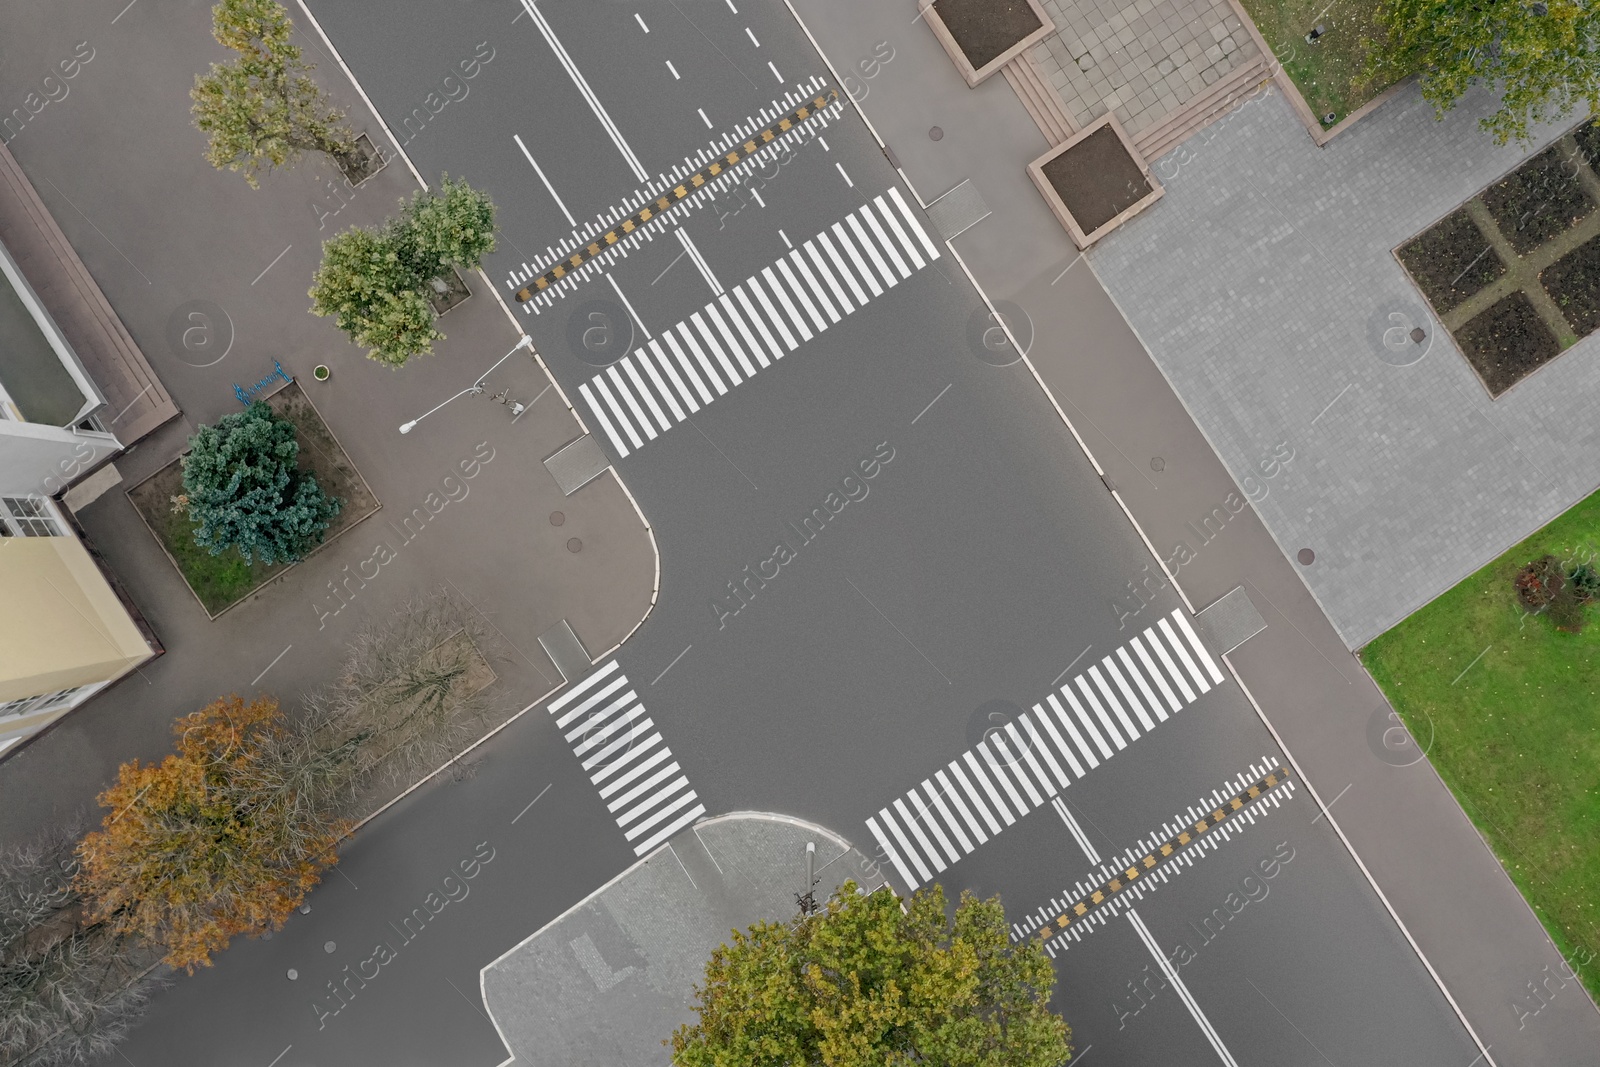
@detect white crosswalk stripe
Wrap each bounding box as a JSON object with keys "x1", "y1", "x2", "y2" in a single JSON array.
[
  {"x1": 577, "y1": 191, "x2": 939, "y2": 458},
  {"x1": 546, "y1": 661, "x2": 706, "y2": 856},
  {"x1": 865, "y1": 609, "x2": 1226, "y2": 889}
]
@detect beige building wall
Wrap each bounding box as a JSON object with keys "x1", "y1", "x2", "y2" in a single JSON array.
[{"x1": 0, "y1": 537, "x2": 151, "y2": 734}]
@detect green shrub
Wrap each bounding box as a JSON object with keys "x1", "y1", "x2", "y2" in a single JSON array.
[{"x1": 181, "y1": 401, "x2": 342, "y2": 564}]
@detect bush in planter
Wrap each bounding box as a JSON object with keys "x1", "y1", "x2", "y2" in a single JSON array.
[
  {"x1": 191, "y1": 0, "x2": 365, "y2": 188},
  {"x1": 1514, "y1": 554, "x2": 1564, "y2": 611},
  {"x1": 1568, "y1": 560, "x2": 1600, "y2": 603},
  {"x1": 310, "y1": 177, "x2": 497, "y2": 366},
  {"x1": 182, "y1": 401, "x2": 342, "y2": 565},
  {"x1": 1364, "y1": 0, "x2": 1600, "y2": 144}
]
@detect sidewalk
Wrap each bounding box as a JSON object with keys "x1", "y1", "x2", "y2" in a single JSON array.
[
  {"x1": 783, "y1": 0, "x2": 1600, "y2": 1062},
  {"x1": 480, "y1": 813, "x2": 876, "y2": 1067},
  {"x1": 0, "y1": 0, "x2": 655, "y2": 837}
]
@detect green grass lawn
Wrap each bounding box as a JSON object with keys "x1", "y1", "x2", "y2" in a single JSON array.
[
  {"x1": 1362, "y1": 491, "x2": 1600, "y2": 997},
  {"x1": 1235, "y1": 0, "x2": 1395, "y2": 125}
]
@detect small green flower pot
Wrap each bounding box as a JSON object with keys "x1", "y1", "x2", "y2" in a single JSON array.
[{"x1": 313, "y1": 365, "x2": 331, "y2": 382}]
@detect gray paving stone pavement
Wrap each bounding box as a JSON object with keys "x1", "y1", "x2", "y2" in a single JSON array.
[
  {"x1": 480, "y1": 813, "x2": 877, "y2": 1067},
  {"x1": 786, "y1": 1, "x2": 1600, "y2": 1060},
  {"x1": 1092, "y1": 83, "x2": 1598, "y2": 649}
]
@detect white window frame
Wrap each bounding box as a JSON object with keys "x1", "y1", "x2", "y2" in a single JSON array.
[
  {"x1": 0, "y1": 495, "x2": 65, "y2": 537},
  {"x1": 0, "y1": 686, "x2": 87, "y2": 720}
]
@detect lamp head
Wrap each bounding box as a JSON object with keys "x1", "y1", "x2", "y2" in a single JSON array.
[{"x1": 399, "y1": 421, "x2": 416, "y2": 434}]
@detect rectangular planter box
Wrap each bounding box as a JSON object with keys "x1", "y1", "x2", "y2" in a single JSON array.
[
  {"x1": 1027, "y1": 114, "x2": 1163, "y2": 250},
  {"x1": 919, "y1": 0, "x2": 1057, "y2": 87}
]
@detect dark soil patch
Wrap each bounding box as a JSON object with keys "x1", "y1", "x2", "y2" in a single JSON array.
[
  {"x1": 1481, "y1": 143, "x2": 1595, "y2": 255},
  {"x1": 1576, "y1": 119, "x2": 1600, "y2": 176},
  {"x1": 1397, "y1": 208, "x2": 1506, "y2": 314},
  {"x1": 933, "y1": 0, "x2": 1043, "y2": 70},
  {"x1": 1542, "y1": 232, "x2": 1600, "y2": 336},
  {"x1": 1041, "y1": 125, "x2": 1153, "y2": 234},
  {"x1": 127, "y1": 381, "x2": 379, "y2": 616},
  {"x1": 427, "y1": 269, "x2": 471, "y2": 316},
  {"x1": 1455, "y1": 291, "x2": 1561, "y2": 397}
]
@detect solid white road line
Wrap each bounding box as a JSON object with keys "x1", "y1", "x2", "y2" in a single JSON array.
[
  {"x1": 1128, "y1": 909, "x2": 1242, "y2": 1067},
  {"x1": 522, "y1": 0, "x2": 648, "y2": 181},
  {"x1": 1053, "y1": 797, "x2": 1101, "y2": 865},
  {"x1": 514, "y1": 134, "x2": 577, "y2": 227}
]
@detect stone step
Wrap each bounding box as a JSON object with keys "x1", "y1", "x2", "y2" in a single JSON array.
[
  {"x1": 1002, "y1": 51, "x2": 1078, "y2": 147},
  {"x1": 1133, "y1": 55, "x2": 1270, "y2": 163}
]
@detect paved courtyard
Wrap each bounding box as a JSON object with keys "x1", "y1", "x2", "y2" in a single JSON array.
[
  {"x1": 1032, "y1": 0, "x2": 1261, "y2": 136},
  {"x1": 1090, "y1": 81, "x2": 1598, "y2": 646}
]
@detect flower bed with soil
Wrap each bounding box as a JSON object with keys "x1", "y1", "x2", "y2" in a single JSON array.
[
  {"x1": 126, "y1": 380, "x2": 379, "y2": 617},
  {"x1": 1396, "y1": 120, "x2": 1600, "y2": 397},
  {"x1": 934, "y1": 0, "x2": 1045, "y2": 69}
]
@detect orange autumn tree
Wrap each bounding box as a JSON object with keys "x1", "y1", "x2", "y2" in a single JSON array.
[{"x1": 75, "y1": 695, "x2": 352, "y2": 971}]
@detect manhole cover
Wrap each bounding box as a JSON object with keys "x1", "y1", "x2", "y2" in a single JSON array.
[
  {"x1": 567, "y1": 537, "x2": 583, "y2": 553},
  {"x1": 1367, "y1": 302, "x2": 1433, "y2": 367},
  {"x1": 1297, "y1": 548, "x2": 1315, "y2": 565},
  {"x1": 929, "y1": 126, "x2": 944, "y2": 141},
  {"x1": 550, "y1": 511, "x2": 565, "y2": 526},
  {"x1": 1150, "y1": 456, "x2": 1165, "y2": 472}
]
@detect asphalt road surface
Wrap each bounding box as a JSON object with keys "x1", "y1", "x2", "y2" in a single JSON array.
[{"x1": 105, "y1": 2, "x2": 1483, "y2": 1064}]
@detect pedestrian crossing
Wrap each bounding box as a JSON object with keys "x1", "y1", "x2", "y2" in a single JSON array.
[
  {"x1": 546, "y1": 660, "x2": 706, "y2": 856},
  {"x1": 578, "y1": 188, "x2": 941, "y2": 458},
  {"x1": 865, "y1": 609, "x2": 1227, "y2": 891}
]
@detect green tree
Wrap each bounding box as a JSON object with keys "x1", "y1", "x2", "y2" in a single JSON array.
[
  {"x1": 308, "y1": 225, "x2": 441, "y2": 367},
  {"x1": 398, "y1": 176, "x2": 498, "y2": 282},
  {"x1": 309, "y1": 177, "x2": 496, "y2": 366},
  {"x1": 191, "y1": 0, "x2": 363, "y2": 187},
  {"x1": 181, "y1": 401, "x2": 342, "y2": 565},
  {"x1": 670, "y1": 882, "x2": 1072, "y2": 1067},
  {"x1": 75, "y1": 696, "x2": 353, "y2": 973},
  {"x1": 1365, "y1": 0, "x2": 1600, "y2": 143}
]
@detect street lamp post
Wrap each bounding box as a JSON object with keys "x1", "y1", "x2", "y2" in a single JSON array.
[{"x1": 398, "y1": 335, "x2": 533, "y2": 434}]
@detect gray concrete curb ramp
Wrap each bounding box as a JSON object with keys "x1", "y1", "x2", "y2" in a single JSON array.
[{"x1": 479, "y1": 813, "x2": 879, "y2": 1067}]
